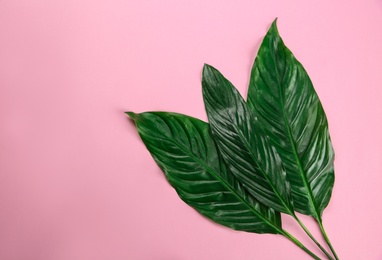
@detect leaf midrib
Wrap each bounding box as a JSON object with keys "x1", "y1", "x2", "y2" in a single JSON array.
[
  {"x1": 274, "y1": 47, "x2": 321, "y2": 221},
  {"x1": 162, "y1": 131, "x2": 282, "y2": 233},
  {"x1": 230, "y1": 122, "x2": 294, "y2": 216},
  {"x1": 204, "y1": 78, "x2": 294, "y2": 216}
]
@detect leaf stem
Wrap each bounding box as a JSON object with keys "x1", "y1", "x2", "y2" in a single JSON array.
[
  {"x1": 280, "y1": 230, "x2": 321, "y2": 260},
  {"x1": 317, "y1": 219, "x2": 339, "y2": 260},
  {"x1": 293, "y1": 215, "x2": 334, "y2": 260}
]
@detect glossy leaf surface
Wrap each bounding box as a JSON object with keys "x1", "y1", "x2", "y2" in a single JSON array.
[
  {"x1": 202, "y1": 64, "x2": 294, "y2": 215},
  {"x1": 128, "y1": 111, "x2": 282, "y2": 234},
  {"x1": 247, "y1": 20, "x2": 334, "y2": 219}
]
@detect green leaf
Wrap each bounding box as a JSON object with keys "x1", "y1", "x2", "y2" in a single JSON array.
[
  {"x1": 202, "y1": 64, "x2": 294, "y2": 215},
  {"x1": 127, "y1": 111, "x2": 282, "y2": 234},
  {"x1": 247, "y1": 20, "x2": 334, "y2": 219}
]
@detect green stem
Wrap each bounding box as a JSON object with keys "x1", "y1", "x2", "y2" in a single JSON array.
[
  {"x1": 317, "y1": 219, "x2": 339, "y2": 260},
  {"x1": 280, "y1": 230, "x2": 321, "y2": 260},
  {"x1": 293, "y1": 215, "x2": 334, "y2": 260}
]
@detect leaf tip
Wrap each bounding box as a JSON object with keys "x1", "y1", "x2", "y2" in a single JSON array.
[
  {"x1": 268, "y1": 18, "x2": 281, "y2": 38},
  {"x1": 270, "y1": 18, "x2": 279, "y2": 31},
  {"x1": 202, "y1": 63, "x2": 219, "y2": 80},
  {"x1": 202, "y1": 63, "x2": 212, "y2": 74},
  {"x1": 125, "y1": 111, "x2": 138, "y2": 120}
]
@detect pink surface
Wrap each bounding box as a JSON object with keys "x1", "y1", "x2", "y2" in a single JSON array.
[{"x1": 1, "y1": 1, "x2": 382, "y2": 259}]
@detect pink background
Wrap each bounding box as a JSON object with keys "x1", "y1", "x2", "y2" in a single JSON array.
[{"x1": 1, "y1": 1, "x2": 382, "y2": 259}]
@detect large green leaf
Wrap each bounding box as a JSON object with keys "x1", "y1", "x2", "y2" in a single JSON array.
[
  {"x1": 127, "y1": 111, "x2": 282, "y2": 234},
  {"x1": 202, "y1": 64, "x2": 294, "y2": 215},
  {"x1": 247, "y1": 20, "x2": 334, "y2": 219}
]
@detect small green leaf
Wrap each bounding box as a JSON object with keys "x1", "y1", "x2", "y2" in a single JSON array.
[
  {"x1": 247, "y1": 20, "x2": 335, "y2": 219},
  {"x1": 128, "y1": 111, "x2": 282, "y2": 234},
  {"x1": 202, "y1": 64, "x2": 294, "y2": 215}
]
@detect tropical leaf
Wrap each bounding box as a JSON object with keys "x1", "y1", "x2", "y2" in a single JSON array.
[
  {"x1": 202, "y1": 64, "x2": 294, "y2": 215},
  {"x1": 127, "y1": 111, "x2": 282, "y2": 234},
  {"x1": 247, "y1": 20, "x2": 335, "y2": 219}
]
